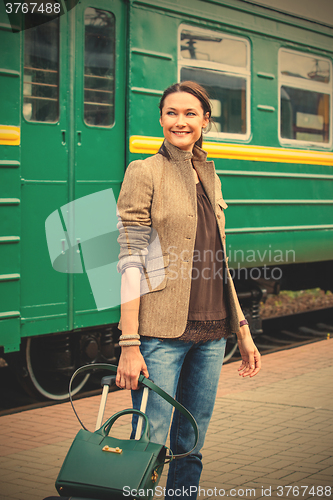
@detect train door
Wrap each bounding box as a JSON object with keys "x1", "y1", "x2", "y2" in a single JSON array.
[
  {"x1": 20, "y1": 8, "x2": 70, "y2": 339},
  {"x1": 71, "y1": 0, "x2": 126, "y2": 327},
  {"x1": 20, "y1": 1, "x2": 126, "y2": 360}
]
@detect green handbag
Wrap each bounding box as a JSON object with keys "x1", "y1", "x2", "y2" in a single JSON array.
[{"x1": 55, "y1": 364, "x2": 198, "y2": 500}]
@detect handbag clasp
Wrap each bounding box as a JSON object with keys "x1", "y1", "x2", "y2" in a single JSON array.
[{"x1": 102, "y1": 445, "x2": 122, "y2": 454}]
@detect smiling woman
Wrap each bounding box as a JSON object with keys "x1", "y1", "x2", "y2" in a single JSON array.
[
  {"x1": 159, "y1": 91, "x2": 209, "y2": 152},
  {"x1": 158, "y1": 81, "x2": 212, "y2": 150},
  {"x1": 116, "y1": 81, "x2": 261, "y2": 500}
]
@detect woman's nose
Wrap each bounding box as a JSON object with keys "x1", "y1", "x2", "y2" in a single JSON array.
[{"x1": 175, "y1": 114, "x2": 186, "y2": 126}]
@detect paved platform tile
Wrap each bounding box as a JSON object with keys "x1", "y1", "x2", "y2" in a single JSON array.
[{"x1": 1, "y1": 340, "x2": 333, "y2": 500}]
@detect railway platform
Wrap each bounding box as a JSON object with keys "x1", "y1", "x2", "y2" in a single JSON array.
[{"x1": 0, "y1": 338, "x2": 333, "y2": 500}]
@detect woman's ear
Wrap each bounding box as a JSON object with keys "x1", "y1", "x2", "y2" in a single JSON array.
[
  {"x1": 159, "y1": 116, "x2": 163, "y2": 127},
  {"x1": 202, "y1": 112, "x2": 210, "y2": 129}
]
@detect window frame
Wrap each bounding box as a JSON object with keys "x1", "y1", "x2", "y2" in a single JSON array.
[
  {"x1": 278, "y1": 48, "x2": 332, "y2": 149},
  {"x1": 83, "y1": 6, "x2": 116, "y2": 129},
  {"x1": 22, "y1": 14, "x2": 60, "y2": 124},
  {"x1": 178, "y1": 24, "x2": 251, "y2": 142}
]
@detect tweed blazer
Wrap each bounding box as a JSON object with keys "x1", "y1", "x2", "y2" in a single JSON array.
[{"x1": 117, "y1": 139, "x2": 240, "y2": 338}]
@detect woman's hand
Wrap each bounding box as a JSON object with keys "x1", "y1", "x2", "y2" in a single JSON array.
[
  {"x1": 116, "y1": 345, "x2": 149, "y2": 390},
  {"x1": 237, "y1": 326, "x2": 261, "y2": 378}
]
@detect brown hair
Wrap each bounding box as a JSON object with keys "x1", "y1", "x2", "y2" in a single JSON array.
[{"x1": 159, "y1": 81, "x2": 212, "y2": 148}]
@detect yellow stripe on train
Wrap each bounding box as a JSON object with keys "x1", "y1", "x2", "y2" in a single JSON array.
[
  {"x1": 0, "y1": 125, "x2": 20, "y2": 146},
  {"x1": 129, "y1": 135, "x2": 333, "y2": 166}
]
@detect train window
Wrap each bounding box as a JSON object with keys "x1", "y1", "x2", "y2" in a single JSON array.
[
  {"x1": 23, "y1": 14, "x2": 59, "y2": 122},
  {"x1": 180, "y1": 29, "x2": 247, "y2": 68},
  {"x1": 279, "y1": 49, "x2": 331, "y2": 146},
  {"x1": 84, "y1": 8, "x2": 115, "y2": 127},
  {"x1": 179, "y1": 26, "x2": 250, "y2": 139},
  {"x1": 280, "y1": 51, "x2": 330, "y2": 84}
]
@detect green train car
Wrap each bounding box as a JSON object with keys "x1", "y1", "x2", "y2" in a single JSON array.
[{"x1": 1, "y1": 0, "x2": 333, "y2": 399}]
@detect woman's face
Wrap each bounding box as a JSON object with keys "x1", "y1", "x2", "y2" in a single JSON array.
[{"x1": 159, "y1": 92, "x2": 209, "y2": 152}]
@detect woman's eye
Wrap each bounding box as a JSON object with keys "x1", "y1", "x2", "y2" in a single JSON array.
[
  {"x1": 187, "y1": 112, "x2": 196, "y2": 116},
  {"x1": 167, "y1": 111, "x2": 175, "y2": 115}
]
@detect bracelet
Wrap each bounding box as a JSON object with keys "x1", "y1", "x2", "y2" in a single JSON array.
[
  {"x1": 119, "y1": 334, "x2": 140, "y2": 341},
  {"x1": 239, "y1": 319, "x2": 249, "y2": 327},
  {"x1": 119, "y1": 340, "x2": 141, "y2": 347}
]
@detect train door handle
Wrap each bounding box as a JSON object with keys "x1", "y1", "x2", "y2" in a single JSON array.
[
  {"x1": 77, "y1": 131, "x2": 82, "y2": 146},
  {"x1": 61, "y1": 130, "x2": 66, "y2": 145}
]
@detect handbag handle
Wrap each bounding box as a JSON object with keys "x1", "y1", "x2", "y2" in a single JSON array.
[
  {"x1": 98, "y1": 408, "x2": 150, "y2": 444},
  {"x1": 69, "y1": 363, "x2": 198, "y2": 460}
]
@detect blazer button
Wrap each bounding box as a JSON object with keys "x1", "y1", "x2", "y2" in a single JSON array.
[{"x1": 217, "y1": 214, "x2": 221, "y2": 219}]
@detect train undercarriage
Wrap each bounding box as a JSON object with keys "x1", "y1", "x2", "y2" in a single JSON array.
[{"x1": 2, "y1": 260, "x2": 332, "y2": 400}]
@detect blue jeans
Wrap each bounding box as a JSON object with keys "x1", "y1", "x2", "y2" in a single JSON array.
[{"x1": 131, "y1": 336, "x2": 226, "y2": 500}]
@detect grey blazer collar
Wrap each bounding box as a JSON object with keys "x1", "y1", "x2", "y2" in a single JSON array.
[
  {"x1": 158, "y1": 139, "x2": 207, "y2": 162},
  {"x1": 158, "y1": 139, "x2": 216, "y2": 208}
]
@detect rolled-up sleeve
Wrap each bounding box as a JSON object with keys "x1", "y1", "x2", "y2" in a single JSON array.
[{"x1": 117, "y1": 160, "x2": 153, "y2": 274}]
